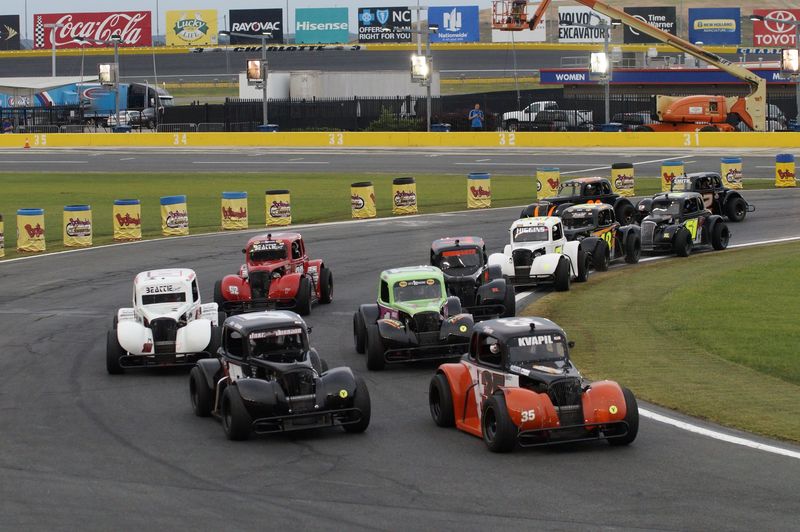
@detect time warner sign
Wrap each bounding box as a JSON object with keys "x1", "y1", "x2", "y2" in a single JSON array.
[{"x1": 295, "y1": 8, "x2": 349, "y2": 44}]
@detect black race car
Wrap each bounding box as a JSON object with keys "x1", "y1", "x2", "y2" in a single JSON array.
[
  {"x1": 644, "y1": 172, "x2": 754, "y2": 222},
  {"x1": 189, "y1": 311, "x2": 370, "y2": 440},
  {"x1": 640, "y1": 192, "x2": 730, "y2": 257},
  {"x1": 521, "y1": 177, "x2": 636, "y2": 224},
  {"x1": 561, "y1": 204, "x2": 641, "y2": 270},
  {"x1": 430, "y1": 237, "x2": 515, "y2": 320}
]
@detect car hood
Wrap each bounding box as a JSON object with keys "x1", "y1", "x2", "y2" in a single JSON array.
[{"x1": 393, "y1": 299, "x2": 444, "y2": 316}]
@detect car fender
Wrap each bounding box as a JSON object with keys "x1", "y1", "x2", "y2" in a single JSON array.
[
  {"x1": 196, "y1": 358, "x2": 222, "y2": 389},
  {"x1": 117, "y1": 307, "x2": 136, "y2": 324},
  {"x1": 377, "y1": 318, "x2": 411, "y2": 343},
  {"x1": 476, "y1": 279, "x2": 507, "y2": 304},
  {"x1": 441, "y1": 313, "x2": 474, "y2": 340},
  {"x1": 177, "y1": 319, "x2": 212, "y2": 353},
  {"x1": 553, "y1": 202, "x2": 573, "y2": 217},
  {"x1": 580, "y1": 236, "x2": 603, "y2": 258},
  {"x1": 359, "y1": 303, "x2": 380, "y2": 324},
  {"x1": 437, "y1": 363, "x2": 475, "y2": 424},
  {"x1": 117, "y1": 320, "x2": 151, "y2": 355},
  {"x1": 500, "y1": 387, "x2": 559, "y2": 431},
  {"x1": 487, "y1": 252, "x2": 514, "y2": 277},
  {"x1": 306, "y1": 259, "x2": 323, "y2": 294},
  {"x1": 530, "y1": 253, "x2": 562, "y2": 276},
  {"x1": 562, "y1": 240, "x2": 581, "y2": 277},
  {"x1": 705, "y1": 214, "x2": 726, "y2": 243},
  {"x1": 268, "y1": 272, "x2": 302, "y2": 300},
  {"x1": 221, "y1": 274, "x2": 250, "y2": 301},
  {"x1": 199, "y1": 303, "x2": 220, "y2": 324},
  {"x1": 636, "y1": 198, "x2": 653, "y2": 220},
  {"x1": 617, "y1": 224, "x2": 640, "y2": 241},
  {"x1": 319, "y1": 366, "x2": 358, "y2": 405},
  {"x1": 235, "y1": 378, "x2": 282, "y2": 410},
  {"x1": 483, "y1": 264, "x2": 503, "y2": 282},
  {"x1": 581, "y1": 380, "x2": 627, "y2": 424}
]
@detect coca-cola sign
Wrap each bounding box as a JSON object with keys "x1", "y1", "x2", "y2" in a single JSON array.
[
  {"x1": 33, "y1": 11, "x2": 152, "y2": 49},
  {"x1": 753, "y1": 9, "x2": 800, "y2": 47}
]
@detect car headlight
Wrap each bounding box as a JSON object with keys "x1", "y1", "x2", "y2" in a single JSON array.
[{"x1": 272, "y1": 271, "x2": 281, "y2": 279}]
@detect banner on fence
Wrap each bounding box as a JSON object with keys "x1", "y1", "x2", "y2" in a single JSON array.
[
  {"x1": 661, "y1": 161, "x2": 684, "y2": 192},
  {"x1": 166, "y1": 10, "x2": 218, "y2": 46},
  {"x1": 720, "y1": 157, "x2": 743, "y2": 190},
  {"x1": 0, "y1": 15, "x2": 21, "y2": 50},
  {"x1": 536, "y1": 168, "x2": 560, "y2": 199},
  {"x1": 752, "y1": 9, "x2": 800, "y2": 47},
  {"x1": 295, "y1": 8, "x2": 349, "y2": 44},
  {"x1": 688, "y1": 8, "x2": 740, "y2": 46},
  {"x1": 429, "y1": 6, "x2": 480, "y2": 43},
  {"x1": 351, "y1": 182, "x2": 376, "y2": 219},
  {"x1": 63, "y1": 205, "x2": 92, "y2": 247},
  {"x1": 33, "y1": 11, "x2": 151, "y2": 49},
  {"x1": 467, "y1": 173, "x2": 491, "y2": 209},
  {"x1": 558, "y1": 6, "x2": 610, "y2": 43},
  {"x1": 221, "y1": 192, "x2": 248, "y2": 230},
  {"x1": 113, "y1": 199, "x2": 142, "y2": 241},
  {"x1": 265, "y1": 190, "x2": 292, "y2": 226},
  {"x1": 161, "y1": 195, "x2": 189, "y2": 235},
  {"x1": 229, "y1": 9, "x2": 283, "y2": 44},
  {"x1": 622, "y1": 7, "x2": 676, "y2": 44},
  {"x1": 358, "y1": 7, "x2": 412, "y2": 43},
  {"x1": 392, "y1": 177, "x2": 418, "y2": 215},
  {"x1": 611, "y1": 163, "x2": 635, "y2": 197},
  {"x1": 17, "y1": 208, "x2": 45, "y2": 252}
]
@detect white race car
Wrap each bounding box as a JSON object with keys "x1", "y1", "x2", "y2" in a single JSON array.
[
  {"x1": 106, "y1": 268, "x2": 221, "y2": 374},
  {"x1": 487, "y1": 216, "x2": 590, "y2": 291}
]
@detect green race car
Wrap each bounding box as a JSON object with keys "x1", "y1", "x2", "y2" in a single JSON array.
[{"x1": 353, "y1": 266, "x2": 474, "y2": 371}]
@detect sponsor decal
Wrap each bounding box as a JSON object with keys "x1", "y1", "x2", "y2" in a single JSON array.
[
  {"x1": 663, "y1": 172, "x2": 677, "y2": 185},
  {"x1": 222, "y1": 206, "x2": 247, "y2": 220},
  {"x1": 724, "y1": 168, "x2": 742, "y2": 184},
  {"x1": 459, "y1": 324, "x2": 468, "y2": 333},
  {"x1": 116, "y1": 212, "x2": 141, "y2": 227},
  {"x1": 470, "y1": 185, "x2": 491, "y2": 198},
  {"x1": 339, "y1": 389, "x2": 348, "y2": 398},
  {"x1": 65, "y1": 217, "x2": 91, "y2": 237},
  {"x1": 510, "y1": 364, "x2": 531, "y2": 376},
  {"x1": 614, "y1": 174, "x2": 635, "y2": 189},
  {"x1": 609, "y1": 405, "x2": 618, "y2": 414},
  {"x1": 752, "y1": 9, "x2": 800, "y2": 46},
  {"x1": 358, "y1": 7, "x2": 412, "y2": 43},
  {"x1": 0, "y1": 15, "x2": 21, "y2": 50},
  {"x1": 251, "y1": 241, "x2": 284, "y2": 252},
  {"x1": 250, "y1": 327, "x2": 303, "y2": 338},
  {"x1": 165, "y1": 209, "x2": 188, "y2": 229},
  {"x1": 33, "y1": 11, "x2": 151, "y2": 49},
  {"x1": 269, "y1": 200, "x2": 291, "y2": 218},
  {"x1": 778, "y1": 168, "x2": 796, "y2": 179},
  {"x1": 229, "y1": 9, "x2": 284, "y2": 44},
  {"x1": 166, "y1": 10, "x2": 218, "y2": 46},
  {"x1": 514, "y1": 225, "x2": 547, "y2": 237},
  {"x1": 393, "y1": 190, "x2": 417, "y2": 207},
  {"x1": 24, "y1": 224, "x2": 44, "y2": 238},
  {"x1": 688, "y1": 8, "x2": 741, "y2": 45},
  {"x1": 429, "y1": 6, "x2": 480, "y2": 43},
  {"x1": 623, "y1": 7, "x2": 676, "y2": 44},
  {"x1": 515, "y1": 334, "x2": 555, "y2": 346},
  {"x1": 558, "y1": 6, "x2": 611, "y2": 43},
  {"x1": 351, "y1": 194, "x2": 365, "y2": 210},
  {"x1": 144, "y1": 284, "x2": 180, "y2": 294}
]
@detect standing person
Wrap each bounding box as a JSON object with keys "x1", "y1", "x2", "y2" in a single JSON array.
[{"x1": 468, "y1": 104, "x2": 484, "y2": 131}]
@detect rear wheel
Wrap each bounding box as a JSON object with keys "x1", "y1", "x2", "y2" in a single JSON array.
[
  {"x1": 294, "y1": 276, "x2": 312, "y2": 316},
  {"x1": 608, "y1": 387, "x2": 639, "y2": 446},
  {"x1": 106, "y1": 329, "x2": 125, "y2": 375},
  {"x1": 576, "y1": 247, "x2": 590, "y2": 282},
  {"x1": 592, "y1": 241, "x2": 610, "y2": 271},
  {"x1": 189, "y1": 366, "x2": 213, "y2": 417},
  {"x1": 213, "y1": 280, "x2": 225, "y2": 308},
  {"x1": 554, "y1": 256, "x2": 571, "y2": 292},
  {"x1": 482, "y1": 395, "x2": 516, "y2": 453},
  {"x1": 624, "y1": 233, "x2": 641, "y2": 264},
  {"x1": 711, "y1": 221, "x2": 730, "y2": 250},
  {"x1": 725, "y1": 197, "x2": 747, "y2": 222},
  {"x1": 221, "y1": 386, "x2": 251, "y2": 441},
  {"x1": 614, "y1": 202, "x2": 635, "y2": 225},
  {"x1": 429, "y1": 373, "x2": 455, "y2": 427},
  {"x1": 366, "y1": 325, "x2": 386, "y2": 371},
  {"x1": 673, "y1": 228, "x2": 692, "y2": 257},
  {"x1": 319, "y1": 267, "x2": 333, "y2": 304},
  {"x1": 343, "y1": 376, "x2": 371, "y2": 433},
  {"x1": 353, "y1": 312, "x2": 367, "y2": 354}
]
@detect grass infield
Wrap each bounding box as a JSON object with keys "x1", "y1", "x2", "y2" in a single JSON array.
[{"x1": 524, "y1": 241, "x2": 800, "y2": 443}]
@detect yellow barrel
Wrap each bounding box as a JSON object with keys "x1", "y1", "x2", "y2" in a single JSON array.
[
  {"x1": 0, "y1": 213, "x2": 4, "y2": 258},
  {"x1": 611, "y1": 162, "x2": 634, "y2": 197},
  {"x1": 221, "y1": 191, "x2": 248, "y2": 230},
  {"x1": 467, "y1": 172, "x2": 491, "y2": 209},
  {"x1": 661, "y1": 160, "x2": 684, "y2": 191},
  {"x1": 63, "y1": 204, "x2": 92, "y2": 247},
  {"x1": 113, "y1": 199, "x2": 142, "y2": 241},
  {"x1": 17, "y1": 208, "x2": 45, "y2": 252},
  {"x1": 720, "y1": 157, "x2": 743, "y2": 189},
  {"x1": 160, "y1": 195, "x2": 189, "y2": 236},
  {"x1": 775, "y1": 154, "x2": 796, "y2": 188},
  {"x1": 265, "y1": 189, "x2": 292, "y2": 226},
  {"x1": 351, "y1": 182, "x2": 376, "y2": 219},
  {"x1": 392, "y1": 177, "x2": 418, "y2": 215},
  {"x1": 536, "y1": 167, "x2": 560, "y2": 199}
]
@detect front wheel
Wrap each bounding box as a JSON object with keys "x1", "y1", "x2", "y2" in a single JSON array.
[
  {"x1": 366, "y1": 325, "x2": 386, "y2": 371},
  {"x1": 711, "y1": 221, "x2": 730, "y2": 250},
  {"x1": 576, "y1": 247, "x2": 590, "y2": 282},
  {"x1": 624, "y1": 233, "x2": 641, "y2": 264},
  {"x1": 221, "y1": 386, "x2": 251, "y2": 441},
  {"x1": 482, "y1": 395, "x2": 516, "y2": 453},
  {"x1": 189, "y1": 366, "x2": 213, "y2": 417},
  {"x1": 554, "y1": 256, "x2": 571, "y2": 292},
  {"x1": 319, "y1": 267, "x2": 333, "y2": 304},
  {"x1": 592, "y1": 241, "x2": 610, "y2": 272},
  {"x1": 213, "y1": 280, "x2": 225, "y2": 309},
  {"x1": 615, "y1": 202, "x2": 635, "y2": 225},
  {"x1": 106, "y1": 329, "x2": 125, "y2": 375},
  {"x1": 673, "y1": 227, "x2": 692, "y2": 257},
  {"x1": 353, "y1": 312, "x2": 367, "y2": 354},
  {"x1": 429, "y1": 373, "x2": 455, "y2": 427},
  {"x1": 343, "y1": 376, "x2": 371, "y2": 433},
  {"x1": 608, "y1": 387, "x2": 639, "y2": 446},
  {"x1": 725, "y1": 197, "x2": 747, "y2": 222},
  {"x1": 294, "y1": 276, "x2": 312, "y2": 316}
]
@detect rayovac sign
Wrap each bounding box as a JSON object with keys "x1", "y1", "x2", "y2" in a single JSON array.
[
  {"x1": 429, "y1": 6, "x2": 480, "y2": 43},
  {"x1": 229, "y1": 9, "x2": 283, "y2": 44},
  {"x1": 358, "y1": 7, "x2": 412, "y2": 43},
  {"x1": 0, "y1": 15, "x2": 21, "y2": 50},
  {"x1": 295, "y1": 8, "x2": 349, "y2": 44},
  {"x1": 752, "y1": 9, "x2": 800, "y2": 47},
  {"x1": 33, "y1": 11, "x2": 152, "y2": 49},
  {"x1": 558, "y1": 6, "x2": 610, "y2": 43},
  {"x1": 688, "y1": 8, "x2": 740, "y2": 45},
  {"x1": 623, "y1": 7, "x2": 676, "y2": 44}
]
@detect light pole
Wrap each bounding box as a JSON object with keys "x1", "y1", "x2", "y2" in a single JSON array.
[
  {"x1": 571, "y1": 17, "x2": 620, "y2": 124},
  {"x1": 750, "y1": 13, "x2": 800, "y2": 123},
  {"x1": 409, "y1": 25, "x2": 438, "y2": 132},
  {"x1": 220, "y1": 31, "x2": 274, "y2": 128},
  {"x1": 44, "y1": 22, "x2": 65, "y2": 76},
  {"x1": 91, "y1": 34, "x2": 124, "y2": 127}
]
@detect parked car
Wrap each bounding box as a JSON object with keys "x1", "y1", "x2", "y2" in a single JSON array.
[
  {"x1": 106, "y1": 108, "x2": 157, "y2": 129},
  {"x1": 501, "y1": 100, "x2": 558, "y2": 131},
  {"x1": 528, "y1": 109, "x2": 594, "y2": 132},
  {"x1": 611, "y1": 111, "x2": 656, "y2": 131}
]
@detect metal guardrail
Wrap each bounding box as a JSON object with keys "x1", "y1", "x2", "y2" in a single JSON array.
[
  {"x1": 20, "y1": 125, "x2": 60, "y2": 134},
  {"x1": 156, "y1": 123, "x2": 196, "y2": 133},
  {"x1": 59, "y1": 125, "x2": 89, "y2": 133},
  {"x1": 197, "y1": 122, "x2": 225, "y2": 132}
]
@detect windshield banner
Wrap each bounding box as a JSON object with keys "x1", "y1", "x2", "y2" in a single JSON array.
[
  {"x1": 468, "y1": 172, "x2": 491, "y2": 209},
  {"x1": 661, "y1": 161, "x2": 684, "y2": 192},
  {"x1": 611, "y1": 163, "x2": 635, "y2": 197},
  {"x1": 63, "y1": 205, "x2": 92, "y2": 248},
  {"x1": 16, "y1": 208, "x2": 45, "y2": 253},
  {"x1": 536, "y1": 167, "x2": 560, "y2": 199},
  {"x1": 160, "y1": 195, "x2": 189, "y2": 236},
  {"x1": 221, "y1": 191, "x2": 248, "y2": 230},
  {"x1": 265, "y1": 190, "x2": 291, "y2": 226}
]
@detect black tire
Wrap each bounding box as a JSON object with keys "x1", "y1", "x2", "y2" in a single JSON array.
[
  {"x1": 482, "y1": 395, "x2": 517, "y2": 453},
  {"x1": 501, "y1": 283, "x2": 516, "y2": 318},
  {"x1": 554, "y1": 256, "x2": 571, "y2": 292},
  {"x1": 608, "y1": 387, "x2": 639, "y2": 446},
  {"x1": 309, "y1": 349, "x2": 325, "y2": 374},
  {"x1": 506, "y1": 120, "x2": 519, "y2": 132},
  {"x1": 343, "y1": 376, "x2": 371, "y2": 433},
  {"x1": 615, "y1": 202, "x2": 635, "y2": 225},
  {"x1": 634, "y1": 125, "x2": 653, "y2": 132},
  {"x1": 699, "y1": 125, "x2": 719, "y2": 132},
  {"x1": 576, "y1": 246, "x2": 590, "y2": 282},
  {"x1": 294, "y1": 276, "x2": 312, "y2": 316},
  {"x1": 319, "y1": 267, "x2": 333, "y2": 304},
  {"x1": 711, "y1": 221, "x2": 730, "y2": 250},
  {"x1": 106, "y1": 329, "x2": 125, "y2": 375},
  {"x1": 725, "y1": 197, "x2": 747, "y2": 222},
  {"x1": 213, "y1": 280, "x2": 225, "y2": 308},
  {"x1": 221, "y1": 386, "x2": 251, "y2": 441},
  {"x1": 592, "y1": 241, "x2": 609, "y2": 272},
  {"x1": 673, "y1": 227, "x2": 692, "y2": 257},
  {"x1": 112, "y1": 313, "x2": 118, "y2": 329},
  {"x1": 366, "y1": 325, "x2": 386, "y2": 371},
  {"x1": 429, "y1": 373, "x2": 455, "y2": 427},
  {"x1": 189, "y1": 366, "x2": 213, "y2": 417},
  {"x1": 624, "y1": 233, "x2": 641, "y2": 264},
  {"x1": 445, "y1": 296, "x2": 462, "y2": 316},
  {"x1": 353, "y1": 312, "x2": 367, "y2": 354}
]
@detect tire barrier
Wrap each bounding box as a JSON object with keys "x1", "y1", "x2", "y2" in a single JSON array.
[
  {"x1": 536, "y1": 167, "x2": 560, "y2": 200},
  {"x1": 351, "y1": 182, "x2": 376, "y2": 219},
  {"x1": 265, "y1": 189, "x2": 292, "y2": 226},
  {"x1": 113, "y1": 199, "x2": 142, "y2": 241},
  {"x1": 775, "y1": 154, "x2": 797, "y2": 188},
  {"x1": 467, "y1": 172, "x2": 491, "y2": 209},
  {"x1": 221, "y1": 192, "x2": 248, "y2": 230},
  {"x1": 0, "y1": 214, "x2": 4, "y2": 258},
  {"x1": 611, "y1": 162, "x2": 635, "y2": 197},
  {"x1": 160, "y1": 195, "x2": 189, "y2": 236},
  {"x1": 721, "y1": 157, "x2": 743, "y2": 190},
  {"x1": 16, "y1": 208, "x2": 45, "y2": 252},
  {"x1": 63, "y1": 205, "x2": 92, "y2": 248},
  {"x1": 392, "y1": 177, "x2": 418, "y2": 216},
  {"x1": 661, "y1": 160, "x2": 684, "y2": 192}
]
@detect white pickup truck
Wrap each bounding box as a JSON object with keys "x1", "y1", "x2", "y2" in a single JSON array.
[{"x1": 501, "y1": 101, "x2": 593, "y2": 131}]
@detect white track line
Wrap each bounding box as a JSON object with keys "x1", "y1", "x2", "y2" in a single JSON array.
[{"x1": 561, "y1": 154, "x2": 688, "y2": 176}]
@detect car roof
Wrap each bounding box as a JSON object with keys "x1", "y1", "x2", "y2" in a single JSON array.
[
  {"x1": 224, "y1": 311, "x2": 306, "y2": 333},
  {"x1": 562, "y1": 203, "x2": 612, "y2": 215},
  {"x1": 381, "y1": 265, "x2": 444, "y2": 282},
  {"x1": 684, "y1": 172, "x2": 720, "y2": 180},
  {"x1": 564, "y1": 177, "x2": 609, "y2": 185},
  {"x1": 655, "y1": 191, "x2": 703, "y2": 201},
  {"x1": 247, "y1": 232, "x2": 302, "y2": 246},
  {"x1": 134, "y1": 269, "x2": 196, "y2": 285},
  {"x1": 511, "y1": 216, "x2": 559, "y2": 229},
  {"x1": 474, "y1": 317, "x2": 564, "y2": 339},
  {"x1": 431, "y1": 236, "x2": 484, "y2": 252}
]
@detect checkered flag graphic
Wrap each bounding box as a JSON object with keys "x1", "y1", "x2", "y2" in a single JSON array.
[{"x1": 34, "y1": 16, "x2": 45, "y2": 48}]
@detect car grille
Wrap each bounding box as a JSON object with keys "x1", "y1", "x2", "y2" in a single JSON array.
[
  {"x1": 281, "y1": 368, "x2": 317, "y2": 413},
  {"x1": 641, "y1": 221, "x2": 656, "y2": 246},
  {"x1": 447, "y1": 279, "x2": 475, "y2": 306},
  {"x1": 248, "y1": 271, "x2": 272, "y2": 299},
  {"x1": 413, "y1": 311, "x2": 441, "y2": 334},
  {"x1": 548, "y1": 378, "x2": 584, "y2": 427},
  {"x1": 417, "y1": 331, "x2": 441, "y2": 346},
  {"x1": 149, "y1": 317, "x2": 178, "y2": 354},
  {"x1": 512, "y1": 248, "x2": 534, "y2": 276}
]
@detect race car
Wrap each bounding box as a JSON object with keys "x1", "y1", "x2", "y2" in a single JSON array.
[
  {"x1": 352, "y1": 266, "x2": 474, "y2": 371},
  {"x1": 106, "y1": 269, "x2": 222, "y2": 374},
  {"x1": 642, "y1": 172, "x2": 754, "y2": 222},
  {"x1": 561, "y1": 203, "x2": 641, "y2": 270},
  {"x1": 429, "y1": 317, "x2": 639, "y2": 452},
  {"x1": 214, "y1": 232, "x2": 332, "y2": 317},
  {"x1": 430, "y1": 236, "x2": 515, "y2": 320},
  {"x1": 521, "y1": 177, "x2": 637, "y2": 224},
  {"x1": 189, "y1": 311, "x2": 370, "y2": 440},
  {"x1": 640, "y1": 192, "x2": 730, "y2": 257},
  {"x1": 486, "y1": 217, "x2": 590, "y2": 291}
]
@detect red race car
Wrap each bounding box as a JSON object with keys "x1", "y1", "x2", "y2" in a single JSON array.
[
  {"x1": 214, "y1": 232, "x2": 333, "y2": 316},
  {"x1": 429, "y1": 317, "x2": 638, "y2": 452}
]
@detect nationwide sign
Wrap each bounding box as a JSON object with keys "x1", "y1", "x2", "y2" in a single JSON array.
[
  {"x1": 539, "y1": 68, "x2": 792, "y2": 85},
  {"x1": 688, "y1": 8, "x2": 741, "y2": 46},
  {"x1": 558, "y1": 6, "x2": 610, "y2": 43},
  {"x1": 429, "y1": 6, "x2": 480, "y2": 43},
  {"x1": 33, "y1": 11, "x2": 151, "y2": 49},
  {"x1": 623, "y1": 7, "x2": 676, "y2": 44},
  {"x1": 166, "y1": 10, "x2": 218, "y2": 46},
  {"x1": 295, "y1": 8, "x2": 349, "y2": 44},
  {"x1": 358, "y1": 6, "x2": 412, "y2": 42},
  {"x1": 0, "y1": 15, "x2": 20, "y2": 50},
  {"x1": 229, "y1": 9, "x2": 283, "y2": 44},
  {"x1": 752, "y1": 9, "x2": 800, "y2": 47}
]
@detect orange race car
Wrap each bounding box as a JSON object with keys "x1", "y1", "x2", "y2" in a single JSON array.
[{"x1": 429, "y1": 317, "x2": 638, "y2": 452}]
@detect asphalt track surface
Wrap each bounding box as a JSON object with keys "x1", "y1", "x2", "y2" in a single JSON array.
[
  {"x1": 1, "y1": 187, "x2": 799, "y2": 529},
  {"x1": 0, "y1": 146, "x2": 789, "y2": 176}
]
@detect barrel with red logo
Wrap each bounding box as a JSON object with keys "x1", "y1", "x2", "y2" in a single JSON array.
[
  {"x1": 536, "y1": 167, "x2": 559, "y2": 199},
  {"x1": 0, "y1": 213, "x2": 4, "y2": 258},
  {"x1": 221, "y1": 191, "x2": 248, "y2": 230},
  {"x1": 661, "y1": 160, "x2": 684, "y2": 192},
  {"x1": 467, "y1": 172, "x2": 491, "y2": 209},
  {"x1": 160, "y1": 195, "x2": 189, "y2": 236},
  {"x1": 392, "y1": 177, "x2": 417, "y2": 215},
  {"x1": 775, "y1": 154, "x2": 796, "y2": 188},
  {"x1": 63, "y1": 204, "x2": 92, "y2": 247},
  {"x1": 720, "y1": 157, "x2": 743, "y2": 190},
  {"x1": 265, "y1": 189, "x2": 291, "y2": 226},
  {"x1": 113, "y1": 199, "x2": 142, "y2": 241},
  {"x1": 351, "y1": 182, "x2": 376, "y2": 219},
  {"x1": 17, "y1": 208, "x2": 45, "y2": 252},
  {"x1": 611, "y1": 162, "x2": 634, "y2": 197}
]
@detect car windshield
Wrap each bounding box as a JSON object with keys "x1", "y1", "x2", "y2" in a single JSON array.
[
  {"x1": 651, "y1": 199, "x2": 681, "y2": 216},
  {"x1": 142, "y1": 292, "x2": 187, "y2": 305},
  {"x1": 435, "y1": 248, "x2": 482, "y2": 271},
  {"x1": 507, "y1": 333, "x2": 568, "y2": 364},
  {"x1": 562, "y1": 213, "x2": 595, "y2": 230},
  {"x1": 557, "y1": 182, "x2": 580, "y2": 197},
  {"x1": 513, "y1": 225, "x2": 549, "y2": 242},
  {"x1": 393, "y1": 278, "x2": 443, "y2": 302},
  {"x1": 249, "y1": 327, "x2": 305, "y2": 362},
  {"x1": 250, "y1": 241, "x2": 286, "y2": 262}
]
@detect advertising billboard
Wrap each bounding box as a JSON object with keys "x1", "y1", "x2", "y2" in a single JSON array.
[
  {"x1": 358, "y1": 7, "x2": 412, "y2": 43},
  {"x1": 752, "y1": 9, "x2": 800, "y2": 47},
  {"x1": 492, "y1": 11, "x2": 545, "y2": 42},
  {"x1": 295, "y1": 8, "x2": 349, "y2": 44},
  {"x1": 688, "y1": 8, "x2": 740, "y2": 45},
  {"x1": 0, "y1": 15, "x2": 20, "y2": 50},
  {"x1": 623, "y1": 7, "x2": 676, "y2": 44},
  {"x1": 229, "y1": 9, "x2": 283, "y2": 44},
  {"x1": 33, "y1": 11, "x2": 152, "y2": 49},
  {"x1": 429, "y1": 6, "x2": 479, "y2": 43},
  {"x1": 558, "y1": 6, "x2": 610, "y2": 43},
  {"x1": 166, "y1": 10, "x2": 218, "y2": 46}
]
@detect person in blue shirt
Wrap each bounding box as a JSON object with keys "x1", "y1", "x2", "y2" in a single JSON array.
[{"x1": 468, "y1": 104, "x2": 484, "y2": 131}]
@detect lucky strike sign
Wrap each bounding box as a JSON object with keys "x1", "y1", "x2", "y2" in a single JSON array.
[
  {"x1": 33, "y1": 11, "x2": 152, "y2": 49},
  {"x1": 752, "y1": 9, "x2": 800, "y2": 47}
]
